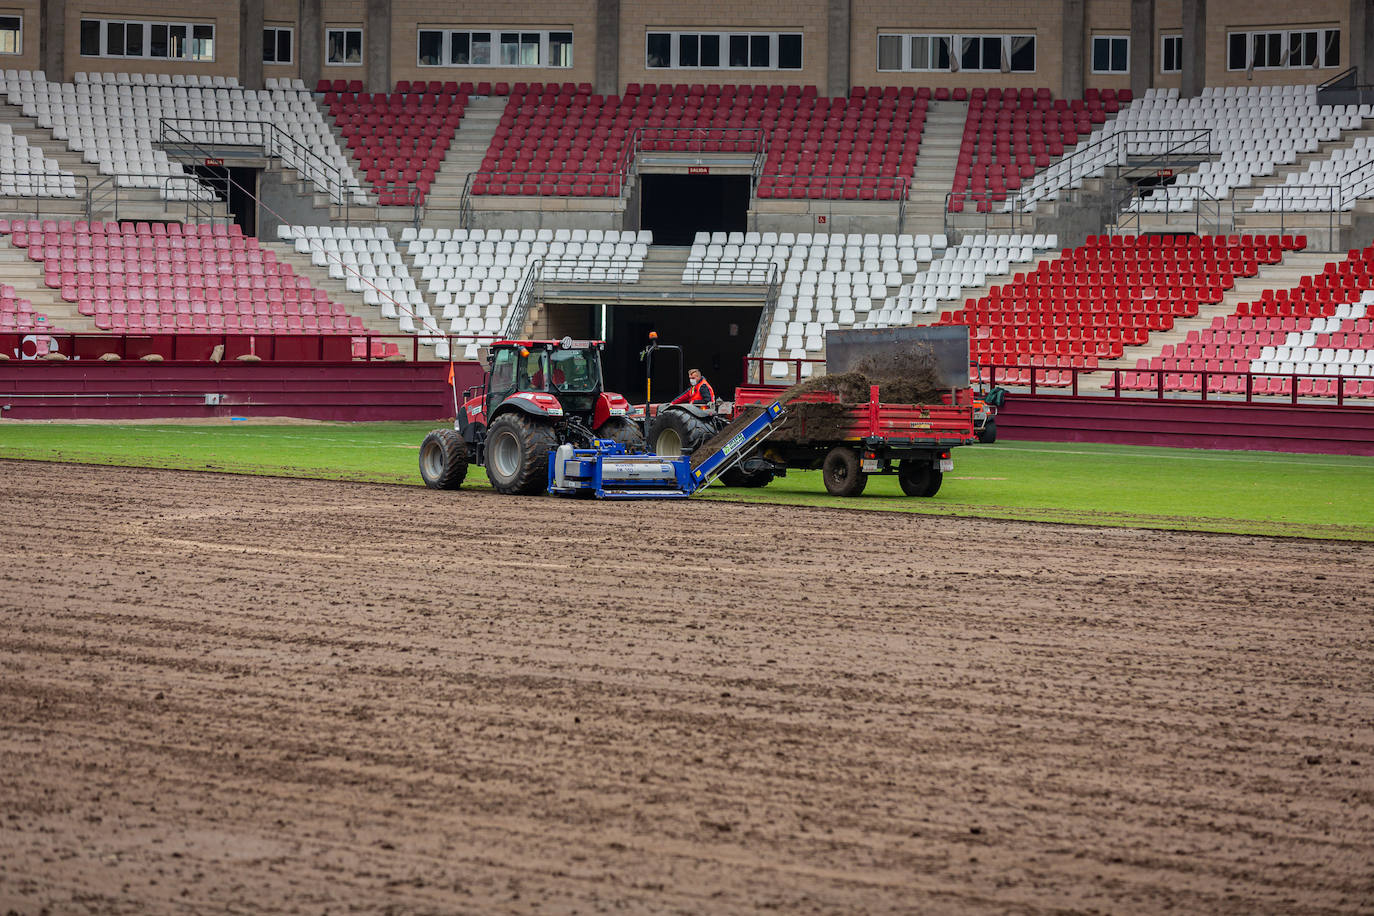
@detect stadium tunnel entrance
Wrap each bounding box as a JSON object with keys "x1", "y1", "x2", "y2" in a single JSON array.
[
  {"x1": 638, "y1": 174, "x2": 749, "y2": 246},
  {"x1": 540, "y1": 302, "x2": 763, "y2": 402},
  {"x1": 187, "y1": 164, "x2": 259, "y2": 237}
]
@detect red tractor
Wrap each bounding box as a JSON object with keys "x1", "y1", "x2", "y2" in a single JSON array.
[{"x1": 420, "y1": 338, "x2": 643, "y2": 494}]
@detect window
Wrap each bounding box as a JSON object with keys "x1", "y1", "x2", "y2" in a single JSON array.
[
  {"x1": 0, "y1": 15, "x2": 21, "y2": 54},
  {"x1": 1092, "y1": 35, "x2": 1128, "y2": 73},
  {"x1": 327, "y1": 27, "x2": 362, "y2": 65},
  {"x1": 419, "y1": 29, "x2": 571, "y2": 67},
  {"x1": 960, "y1": 36, "x2": 1002, "y2": 71},
  {"x1": 264, "y1": 26, "x2": 293, "y2": 64},
  {"x1": 1226, "y1": 28, "x2": 1341, "y2": 70},
  {"x1": 1161, "y1": 34, "x2": 1181, "y2": 73},
  {"x1": 645, "y1": 31, "x2": 802, "y2": 69},
  {"x1": 877, "y1": 34, "x2": 902, "y2": 71},
  {"x1": 878, "y1": 34, "x2": 1025, "y2": 72},
  {"x1": 78, "y1": 18, "x2": 214, "y2": 60},
  {"x1": 417, "y1": 29, "x2": 442, "y2": 65},
  {"x1": 549, "y1": 31, "x2": 573, "y2": 67}
]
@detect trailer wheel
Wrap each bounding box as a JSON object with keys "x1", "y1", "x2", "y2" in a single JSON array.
[
  {"x1": 596, "y1": 417, "x2": 645, "y2": 453},
  {"x1": 822, "y1": 447, "x2": 868, "y2": 497},
  {"x1": 419, "y1": 428, "x2": 469, "y2": 490},
  {"x1": 977, "y1": 417, "x2": 998, "y2": 444},
  {"x1": 485, "y1": 413, "x2": 557, "y2": 495},
  {"x1": 646, "y1": 408, "x2": 714, "y2": 457},
  {"x1": 898, "y1": 460, "x2": 943, "y2": 497}
]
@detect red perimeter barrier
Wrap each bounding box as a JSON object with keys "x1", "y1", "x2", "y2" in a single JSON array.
[{"x1": 0, "y1": 359, "x2": 486, "y2": 422}]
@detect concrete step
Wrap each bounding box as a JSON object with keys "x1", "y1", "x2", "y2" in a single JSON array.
[
  {"x1": 259, "y1": 241, "x2": 399, "y2": 337},
  {"x1": 0, "y1": 244, "x2": 89, "y2": 330}
]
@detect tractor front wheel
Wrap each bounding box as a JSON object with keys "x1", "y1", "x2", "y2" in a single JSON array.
[
  {"x1": 898, "y1": 460, "x2": 943, "y2": 497},
  {"x1": 822, "y1": 446, "x2": 868, "y2": 497},
  {"x1": 485, "y1": 413, "x2": 557, "y2": 495},
  {"x1": 597, "y1": 417, "x2": 645, "y2": 453},
  {"x1": 419, "y1": 428, "x2": 469, "y2": 490}
]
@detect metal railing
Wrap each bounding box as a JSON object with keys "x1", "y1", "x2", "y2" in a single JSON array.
[
  {"x1": 736, "y1": 355, "x2": 1374, "y2": 408},
  {"x1": 1230, "y1": 184, "x2": 1341, "y2": 247},
  {"x1": 84, "y1": 173, "x2": 222, "y2": 225},
  {"x1": 1116, "y1": 183, "x2": 1226, "y2": 237},
  {"x1": 502, "y1": 256, "x2": 780, "y2": 340},
  {"x1": 156, "y1": 117, "x2": 380, "y2": 224},
  {"x1": 0, "y1": 171, "x2": 87, "y2": 219},
  {"x1": 0, "y1": 330, "x2": 508, "y2": 364},
  {"x1": 984, "y1": 127, "x2": 1213, "y2": 223}
]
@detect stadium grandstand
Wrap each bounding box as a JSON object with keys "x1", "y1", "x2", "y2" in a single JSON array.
[{"x1": 0, "y1": 0, "x2": 1372, "y2": 450}]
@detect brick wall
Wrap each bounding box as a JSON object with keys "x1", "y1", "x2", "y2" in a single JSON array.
[
  {"x1": 0, "y1": 0, "x2": 41, "y2": 71},
  {"x1": 620, "y1": 0, "x2": 829, "y2": 92},
  {"x1": 1205, "y1": 0, "x2": 1349, "y2": 88},
  {"x1": 1084, "y1": 0, "x2": 1131, "y2": 91},
  {"x1": 388, "y1": 0, "x2": 597, "y2": 90},
  {"x1": 64, "y1": 1, "x2": 240, "y2": 80},
  {"x1": 851, "y1": 0, "x2": 1065, "y2": 95},
  {"x1": 319, "y1": 0, "x2": 365, "y2": 77},
  {"x1": 263, "y1": 8, "x2": 301, "y2": 83},
  {"x1": 1154, "y1": 0, "x2": 1182, "y2": 91}
]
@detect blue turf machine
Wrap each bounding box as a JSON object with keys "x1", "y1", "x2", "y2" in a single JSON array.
[{"x1": 547, "y1": 400, "x2": 786, "y2": 499}]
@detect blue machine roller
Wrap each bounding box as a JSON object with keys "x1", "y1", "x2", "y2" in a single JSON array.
[{"x1": 547, "y1": 400, "x2": 786, "y2": 499}]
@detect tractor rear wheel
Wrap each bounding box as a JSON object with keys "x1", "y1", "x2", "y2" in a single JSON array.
[
  {"x1": 898, "y1": 460, "x2": 943, "y2": 497},
  {"x1": 646, "y1": 407, "x2": 714, "y2": 458},
  {"x1": 822, "y1": 446, "x2": 867, "y2": 497},
  {"x1": 596, "y1": 417, "x2": 645, "y2": 453},
  {"x1": 485, "y1": 413, "x2": 557, "y2": 495},
  {"x1": 419, "y1": 428, "x2": 469, "y2": 490}
]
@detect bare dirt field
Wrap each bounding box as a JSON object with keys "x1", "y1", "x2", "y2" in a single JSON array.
[{"x1": 1, "y1": 459, "x2": 1372, "y2": 915}]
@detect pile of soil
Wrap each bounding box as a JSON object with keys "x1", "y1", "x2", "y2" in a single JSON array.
[
  {"x1": 769, "y1": 343, "x2": 946, "y2": 443},
  {"x1": 777, "y1": 343, "x2": 945, "y2": 407}
]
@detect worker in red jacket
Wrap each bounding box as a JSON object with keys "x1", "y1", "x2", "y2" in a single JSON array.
[{"x1": 672, "y1": 368, "x2": 716, "y2": 406}]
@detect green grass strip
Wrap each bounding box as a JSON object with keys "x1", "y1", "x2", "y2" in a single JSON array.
[{"x1": 2, "y1": 423, "x2": 1371, "y2": 540}]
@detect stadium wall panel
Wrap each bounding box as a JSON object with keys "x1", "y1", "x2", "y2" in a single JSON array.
[
  {"x1": 998, "y1": 394, "x2": 1374, "y2": 456},
  {"x1": 0, "y1": 360, "x2": 483, "y2": 421}
]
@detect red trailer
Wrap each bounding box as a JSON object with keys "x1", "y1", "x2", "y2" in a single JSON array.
[{"x1": 730, "y1": 382, "x2": 977, "y2": 496}]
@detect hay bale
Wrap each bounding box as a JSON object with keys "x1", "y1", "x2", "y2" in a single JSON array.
[{"x1": 98, "y1": 352, "x2": 121, "y2": 362}]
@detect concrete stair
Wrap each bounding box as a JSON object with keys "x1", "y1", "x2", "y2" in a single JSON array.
[
  {"x1": 0, "y1": 240, "x2": 89, "y2": 332},
  {"x1": 259, "y1": 240, "x2": 408, "y2": 338},
  {"x1": 420, "y1": 95, "x2": 506, "y2": 228},
  {"x1": 905, "y1": 101, "x2": 968, "y2": 236}
]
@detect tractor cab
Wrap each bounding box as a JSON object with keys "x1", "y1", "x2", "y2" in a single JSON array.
[{"x1": 484, "y1": 338, "x2": 606, "y2": 420}]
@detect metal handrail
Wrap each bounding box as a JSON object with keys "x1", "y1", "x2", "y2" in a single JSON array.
[
  {"x1": 84, "y1": 173, "x2": 219, "y2": 224},
  {"x1": 156, "y1": 117, "x2": 377, "y2": 222},
  {"x1": 1229, "y1": 184, "x2": 1340, "y2": 248},
  {"x1": 0, "y1": 170, "x2": 88, "y2": 219},
  {"x1": 1018, "y1": 127, "x2": 1212, "y2": 206},
  {"x1": 1115, "y1": 183, "x2": 1226, "y2": 237}
]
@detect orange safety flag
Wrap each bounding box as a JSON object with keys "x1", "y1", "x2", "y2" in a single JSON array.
[{"x1": 447, "y1": 361, "x2": 455, "y2": 388}]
